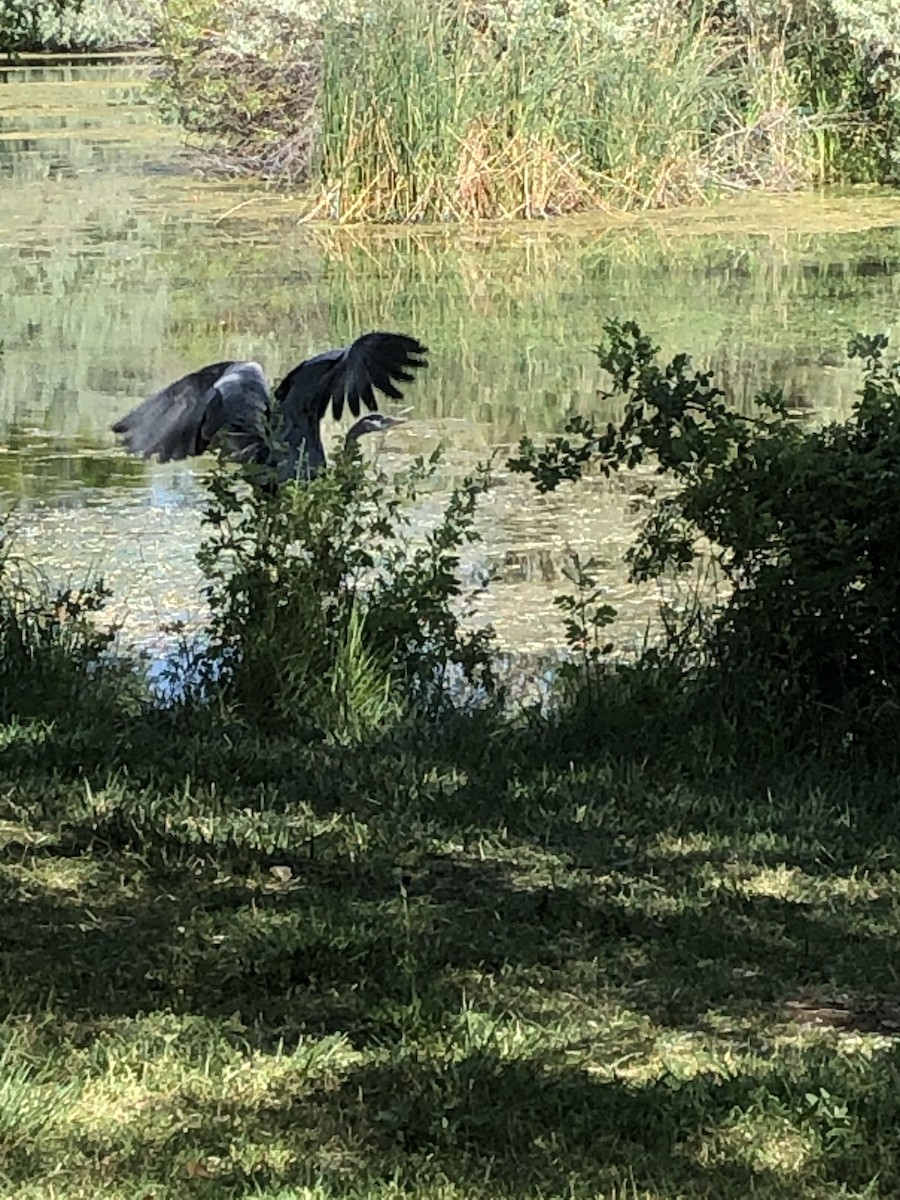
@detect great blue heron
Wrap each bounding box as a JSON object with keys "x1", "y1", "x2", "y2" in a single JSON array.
[{"x1": 111, "y1": 331, "x2": 428, "y2": 483}]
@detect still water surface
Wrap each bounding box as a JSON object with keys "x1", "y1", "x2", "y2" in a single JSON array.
[{"x1": 2, "y1": 58, "x2": 900, "y2": 659}]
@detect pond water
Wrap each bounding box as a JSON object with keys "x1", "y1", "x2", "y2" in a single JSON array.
[{"x1": 2, "y1": 57, "x2": 900, "y2": 662}]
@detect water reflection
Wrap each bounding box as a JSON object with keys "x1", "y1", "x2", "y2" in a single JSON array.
[{"x1": 1, "y1": 59, "x2": 900, "y2": 655}]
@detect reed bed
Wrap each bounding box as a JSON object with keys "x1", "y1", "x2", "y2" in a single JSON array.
[
  {"x1": 150, "y1": 0, "x2": 900, "y2": 221},
  {"x1": 315, "y1": 0, "x2": 741, "y2": 221}
]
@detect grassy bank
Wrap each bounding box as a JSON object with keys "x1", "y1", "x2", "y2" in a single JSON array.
[
  {"x1": 153, "y1": 0, "x2": 900, "y2": 222},
  {"x1": 3, "y1": 323, "x2": 900, "y2": 1196}
]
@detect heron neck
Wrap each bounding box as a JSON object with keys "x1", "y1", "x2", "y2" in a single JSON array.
[{"x1": 345, "y1": 417, "x2": 371, "y2": 443}]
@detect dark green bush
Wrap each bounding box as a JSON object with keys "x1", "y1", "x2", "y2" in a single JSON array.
[{"x1": 511, "y1": 319, "x2": 900, "y2": 752}]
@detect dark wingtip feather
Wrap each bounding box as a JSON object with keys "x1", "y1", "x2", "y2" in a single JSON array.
[{"x1": 276, "y1": 331, "x2": 430, "y2": 429}]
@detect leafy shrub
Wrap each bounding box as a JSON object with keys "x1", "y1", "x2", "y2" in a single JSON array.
[
  {"x1": 187, "y1": 439, "x2": 495, "y2": 741},
  {"x1": 511, "y1": 319, "x2": 900, "y2": 751}
]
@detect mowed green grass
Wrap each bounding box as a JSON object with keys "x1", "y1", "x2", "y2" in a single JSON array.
[{"x1": 1, "y1": 711, "x2": 900, "y2": 1199}]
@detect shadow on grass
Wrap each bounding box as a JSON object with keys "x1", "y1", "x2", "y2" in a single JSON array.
[
  {"x1": 3, "y1": 784, "x2": 900, "y2": 1040},
  {"x1": 3, "y1": 692, "x2": 900, "y2": 1196},
  {"x1": 53, "y1": 1039, "x2": 900, "y2": 1198}
]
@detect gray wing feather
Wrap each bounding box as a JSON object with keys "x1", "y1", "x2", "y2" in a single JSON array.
[
  {"x1": 274, "y1": 331, "x2": 428, "y2": 425},
  {"x1": 200, "y1": 362, "x2": 271, "y2": 462},
  {"x1": 111, "y1": 361, "x2": 271, "y2": 463}
]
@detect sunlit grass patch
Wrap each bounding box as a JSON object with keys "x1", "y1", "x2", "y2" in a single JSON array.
[
  {"x1": 0, "y1": 1030, "x2": 78, "y2": 1158},
  {"x1": 66, "y1": 1015, "x2": 356, "y2": 1134},
  {"x1": 696, "y1": 1106, "x2": 818, "y2": 1175},
  {"x1": 723, "y1": 863, "x2": 883, "y2": 904},
  {"x1": 1, "y1": 854, "x2": 109, "y2": 898}
]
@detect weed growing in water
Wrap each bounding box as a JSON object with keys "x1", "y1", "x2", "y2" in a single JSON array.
[{"x1": 190, "y1": 438, "x2": 496, "y2": 739}]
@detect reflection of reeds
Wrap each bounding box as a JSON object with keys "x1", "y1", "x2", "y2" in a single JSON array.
[
  {"x1": 301, "y1": 222, "x2": 900, "y2": 427},
  {"x1": 6, "y1": 190, "x2": 899, "y2": 457}
]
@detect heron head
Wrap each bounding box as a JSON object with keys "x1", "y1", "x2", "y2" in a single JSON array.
[{"x1": 345, "y1": 412, "x2": 408, "y2": 441}]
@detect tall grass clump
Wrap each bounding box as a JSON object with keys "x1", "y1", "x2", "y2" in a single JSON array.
[
  {"x1": 316, "y1": 0, "x2": 749, "y2": 220},
  {"x1": 318, "y1": 0, "x2": 605, "y2": 221},
  {"x1": 0, "y1": 518, "x2": 141, "y2": 723},
  {"x1": 187, "y1": 437, "x2": 495, "y2": 741},
  {"x1": 588, "y1": 4, "x2": 741, "y2": 207},
  {"x1": 153, "y1": 0, "x2": 764, "y2": 219}
]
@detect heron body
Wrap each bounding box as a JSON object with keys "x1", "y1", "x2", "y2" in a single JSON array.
[{"x1": 111, "y1": 331, "x2": 428, "y2": 483}]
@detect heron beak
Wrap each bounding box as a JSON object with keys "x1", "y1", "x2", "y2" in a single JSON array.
[{"x1": 380, "y1": 414, "x2": 408, "y2": 429}]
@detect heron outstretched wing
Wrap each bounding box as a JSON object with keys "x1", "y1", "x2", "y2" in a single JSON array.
[
  {"x1": 274, "y1": 331, "x2": 429, "y2": 425},
  {"x1": 111, "y1": 361, "x2": 272, "y2": 463}
]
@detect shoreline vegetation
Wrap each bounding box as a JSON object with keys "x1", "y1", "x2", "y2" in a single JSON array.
[
  {"x1": 3, "y1": 323, "x2": 900, "y2": 1194},
  {"x1": 3, "y1": 0, "x2": 899, "y2": 223}
]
